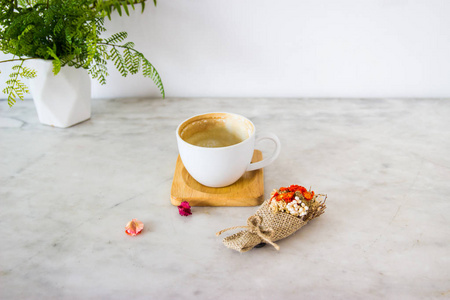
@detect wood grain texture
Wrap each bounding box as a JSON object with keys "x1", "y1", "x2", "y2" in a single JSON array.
[{"x1": 171, "y1": 150, "x2": 264, "y2": 206}]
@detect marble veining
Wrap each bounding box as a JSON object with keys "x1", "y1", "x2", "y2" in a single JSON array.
[{"x1": 1, "y1": 98, "x2": 449, "y2": 299}]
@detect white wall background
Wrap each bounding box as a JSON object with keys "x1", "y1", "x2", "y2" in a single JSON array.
[{"x1": 1, "y1": 0, "x2": 450, "y2": 99}]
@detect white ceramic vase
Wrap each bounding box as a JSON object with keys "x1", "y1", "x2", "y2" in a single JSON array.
[{"x1": 28, "y1": 59, "x2": 91, "y2": 128}]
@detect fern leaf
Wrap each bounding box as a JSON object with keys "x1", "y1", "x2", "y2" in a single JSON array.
[
  {"x1": 52, "y1": 59, "x2": 62, "y2": 75},
  {"x1": 123, "y1": 42, "x2": 135, "y2": 48},
  {"x1": 104, "y1": 32, "x2": 128, "y2": 44},
  {"x1": 95, "y1": 18, "x2": 106, "y2": 36},
  {"x1": 65, "y1": 27, "x2": 73, "y2": 45},
  {"x1": 46, "y1": 47, "x2": 62, "y2": 75},
  {"x1": 99, "y1": 42, "x2": 165, "y2": 98},
  {"x1": 88, "y1": 58, "x2": 109, "y2": 85},
  {"x1": 7, "y1": 93, "x2": 17, "y2": 107},
  {"x1": 122, "y1": 2, "x2": 130, "y2": 16},
  {"x1": 17, "y1": 0, "x2": 29, "y2": 6},
  {"x1": 9, "y1": 71, "x2": 19, "y2": 79},
  {"x1": 21, "y1": 67, "x2": 37, "y2": 79},
  {"x1": 3, "y1": 62, "x2": 31, "y2": 107},
  {"x1": 83, "y1": 25, "x2": 98, "y2": 68},
  {"x1": 123, "y1": 48, "x2": 138, "y2": 74},
  {"x1": 106, "y1": 5, "x2": 113, "y2": 20},
  {"x1": 18, "y1": 25, "x2": 35, "y2": 40},
  {"x1": 140, "y1": 55, "x2": 165, "y2": 98},
  {"x1": 15, "y1": 79, "x2": 29, "y2": 95},
  {"x1": 113, "y1": 2, "x2": 122, "y2": 16},
  {"x1": 3, "y1": 86, "x2": 14, "y2": 95},
  {"x1": 133, "y1": 53, "x2": 142, "y2": 73},
  {"x1": 127, "y1": 0, "x2": 135, "y2": 10},
  {"x1": 53, "y1": 19, "x2": 64, "y2": 35},
  {"x1": 110, "y1": 47, "x2": 128, "y2": 76}
]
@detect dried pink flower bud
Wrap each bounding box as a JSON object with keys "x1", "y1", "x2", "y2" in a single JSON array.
[
  {"x1": 178, "y1": 201, "x2": 192, "y2": 216},
  {"x1": 125, "y1": 219, "x2": 144, "y2": 236}
]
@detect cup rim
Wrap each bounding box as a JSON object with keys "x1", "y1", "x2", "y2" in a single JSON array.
[{"x1": 176, "y1": 112, "x2": 255, "y2": 149}]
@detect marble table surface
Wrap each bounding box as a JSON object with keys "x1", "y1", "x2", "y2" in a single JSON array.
[{"x1": 1, "y1": 98, "x2": 449, "y2": 299}]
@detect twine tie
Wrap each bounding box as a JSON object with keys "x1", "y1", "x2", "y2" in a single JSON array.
[{"x1": 216, "y1": 215, "x2": 280, "y2": 251}]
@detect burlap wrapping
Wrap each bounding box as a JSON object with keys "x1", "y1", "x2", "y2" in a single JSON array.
[{"x1": 216, "y1": 196, "x2": 326, "y2": 252}]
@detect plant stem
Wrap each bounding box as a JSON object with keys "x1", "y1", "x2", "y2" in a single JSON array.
[
  {"x1": 0, "y1": 57, "x2": 38, "y2": 64},
  {"x1": 98, "y1": 42, "x2": 126, "y2": 48}
]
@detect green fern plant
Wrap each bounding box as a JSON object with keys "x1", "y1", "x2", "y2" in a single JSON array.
[{"x1": 0, "y1": 0, "x2": 164, "y2": 107}]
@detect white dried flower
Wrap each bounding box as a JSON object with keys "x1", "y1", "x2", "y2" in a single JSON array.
[
  {"x1": 281, "y1": 198, "x2": 309, "y2": 217},
  {"x1": 270, "y1": 200, "x2": 279, "y2": 213}
]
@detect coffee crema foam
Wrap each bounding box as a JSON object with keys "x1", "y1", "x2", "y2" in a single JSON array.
[{"x1": 180, "y1": 115, "x2": 252, "y2": 148}]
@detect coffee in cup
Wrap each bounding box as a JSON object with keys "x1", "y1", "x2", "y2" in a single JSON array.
[{"x1": 176, "y1": 112, "x2": 281, "y2": 187}]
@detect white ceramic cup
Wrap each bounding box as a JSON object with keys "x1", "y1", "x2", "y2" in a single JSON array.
[{"x1": 176, "y1": 112, "x2": 281, "y2": 187}]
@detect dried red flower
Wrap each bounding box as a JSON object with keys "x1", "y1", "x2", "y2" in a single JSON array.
[
  {"x1": 284, "y1": 192, "x2": 295, "y2": 202},
  {"x1": 178, "y1": 201, "x2": 192, "y2": 216},
  {"x1": 125, "y1": 219, "x2": 144, "y2": 236},
  {"x1": 289, "y1": 185, "x2": 307, "y2": 193},
  {"x1": 275, "y1": 185, "x2": 314, "y2": 202},
  {"x1": 276, "y1": 191, "x2": 295, "y2": 203},
  {"x1": 278, "y1": 185, "x2": 308, "y2": 193},
  {"x1": 302, "y1": 190, "x2": 314, "y2": 200}
]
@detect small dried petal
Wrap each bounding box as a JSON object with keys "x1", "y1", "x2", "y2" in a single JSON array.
[
  {"x1": 125, "y1": 219, "x2": 144, "y2": 236},
  {"x1": 271, "y1": 190, "x2": 279, "y2": 198},
  {"x1": 302, "y1": 190, "x2": 314, "y2": 200},
  {"x1": 178, "y1": 201, "x2": 192, "y2": 216}
]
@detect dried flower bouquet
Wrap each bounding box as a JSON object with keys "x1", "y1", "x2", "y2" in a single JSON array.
[{"x1": 216, "y1": 185, "x2": 327, "y2": 252}]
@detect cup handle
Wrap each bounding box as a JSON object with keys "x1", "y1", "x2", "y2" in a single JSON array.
[{"x1": 246, "y1": 133, "x2": 281, "y2": 171}]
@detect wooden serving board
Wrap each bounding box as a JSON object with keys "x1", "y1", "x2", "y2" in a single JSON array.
[{"x1": 170, "y1": 150, "x2": 264, "y2": 207}]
